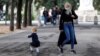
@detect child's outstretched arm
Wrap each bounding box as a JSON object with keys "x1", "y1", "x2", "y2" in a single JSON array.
[{"x1": 28, "y1": 34, "x2": 33, "y2": 38}]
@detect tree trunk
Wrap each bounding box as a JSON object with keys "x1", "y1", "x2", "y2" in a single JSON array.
[
  {"x1": 16, "y1": 0, "x2": 23, "y2": 29},
  {"x1": 10, "y1": 0, "x2": 14, "y2": 31},
  {"x1": 27, "y1": 0, "x2": 33, "y2": 26},
  {"x1": 23, "y1": 0, "x2": 28, "y2": 27},
  {"x1": 5, "y1": 1, "x2": 9, "y2": 25},
  {"x1": 0, "y1": 4, "x2": 3, "y2": 11}
]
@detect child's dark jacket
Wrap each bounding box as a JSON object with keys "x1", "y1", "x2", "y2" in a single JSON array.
[{"x1": 28, "y1": 33, "x2": 40, "y2": 47}]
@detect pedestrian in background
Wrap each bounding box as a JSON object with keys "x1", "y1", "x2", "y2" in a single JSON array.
[
  {"x1": 51, "y1": 7, "x2": 58, "y2": 25},
  {"x1": 43, "y1": 8, "x2": 49, "y2": 26}
]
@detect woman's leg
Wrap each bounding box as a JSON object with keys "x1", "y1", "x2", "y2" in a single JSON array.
[
  {"x1": 69, "y1": 23, "x2": 75, "y2": 49},
  {"x1": 68, "y1": 23, "x2": 76, "y2": 54},
  {"x1": 63, "y1": 23, "x2": 70, "y2": 46}
]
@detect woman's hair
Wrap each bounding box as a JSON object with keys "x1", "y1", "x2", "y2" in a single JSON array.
[
  {"x1": 64, "y1": 2, "x2": 73, "y2": 15},
  {"x1": 64, "y1": 2, "x2": 72, "y2": 9}
]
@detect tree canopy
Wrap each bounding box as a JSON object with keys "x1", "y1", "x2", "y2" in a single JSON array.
[
  {"x1": 34, "y1": 0, "x2": 79, "y2": 10},
  {"x1": 94, "y1": 0, "x2": 100, "y2": 11},
  {"x1": 34, "y1": 0, "x2": 100, "y2": 11}
]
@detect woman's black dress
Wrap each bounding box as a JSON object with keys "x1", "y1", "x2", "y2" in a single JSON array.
[{"x1": 57, "y1": 9, "x2": 78, "y2": 47}]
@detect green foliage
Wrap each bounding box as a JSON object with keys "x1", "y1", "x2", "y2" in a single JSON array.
[
  {"x1": 34, "y1": 0, "x2": 53, "y2": 9},
  {"x1": 94, "y1": 0, "x2": 100, "y2": 11},
  {"x1": 0, "y1": 0, "x2": 18, "y2": 7},
  {"x1": 1, "y1": 0, "x2": 100, "y2": 11},
  {"x1": 34, "y1": 0, "x2": 79, "y2": 10},
  {"x1": 32, "y1": 14, "x2": 35, "y2": 20},
  {"x1": 0, "y1": 0, "x2": 8, "y2": 4},
  {"x1": 57, "y1": 0, "x2": 79, "y2": 10}
]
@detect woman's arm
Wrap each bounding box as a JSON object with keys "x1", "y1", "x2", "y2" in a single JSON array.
[
  {"x1": 72, "y1": 10, "x2": 78, "y2": 19},
  {"x1": 59, "y1": 10, "x2": 64, "y2": 30}
]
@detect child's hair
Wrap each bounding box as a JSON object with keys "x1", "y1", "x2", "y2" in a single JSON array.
[{"x1": 32, "y1": 27, "x2": 37, "y2": 32}]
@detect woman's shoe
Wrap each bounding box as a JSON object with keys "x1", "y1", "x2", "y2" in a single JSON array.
[
  {"x1": 60, "y1": 47, "x2": 63, "y2": 53},
  {"x1": 58, "y1": 46, "x2": 63, "y2": 53},
  {"x1": 71, "y1": 49, "x2": 76, "y2": 54}
]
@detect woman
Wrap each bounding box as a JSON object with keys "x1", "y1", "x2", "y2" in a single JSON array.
[{"x1": 58, "y1": 2, "x2": 78, "y2": 54}]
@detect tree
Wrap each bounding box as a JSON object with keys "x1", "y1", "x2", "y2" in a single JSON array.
[
  {"x1": 23, "y1": 0, "x2": 28, "y2": 27},
  {"x1": 10, "y1": 0, "x2": 14, "y2": 31},
  {"x1": 5, "y1": 0, "x2": 9, "y2": 25},
  {"x1": 0, "y1": 0, "x2": 5, "y2": 10},
  {"x1": 27, "y1": 0, "x2": 33, "y2": 26},
  {"x1": 16, "y1": 0, "x2": 23, "y2": 29},
  {"x1": 34, "y1": 0, "x2": 78, "y2": 10},
  {"x1": 94, "y1": 0, "x2": 100, "y2": 11}
]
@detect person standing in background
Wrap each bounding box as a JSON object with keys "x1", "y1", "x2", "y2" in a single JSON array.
[
  {"x1": 43, "y1": 8, "x2": 49, "y2": 26},
  {"x1": 51, "y1": 7, "x2": 58, "y2": 25}
]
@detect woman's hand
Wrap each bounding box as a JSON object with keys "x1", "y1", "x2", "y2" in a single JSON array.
[
  {"x1": 71, "y1": 15, "x2": 75, "y2": 18},
  {"x1": 60, "y1": 30, "x2": 63, "y2": 32}
]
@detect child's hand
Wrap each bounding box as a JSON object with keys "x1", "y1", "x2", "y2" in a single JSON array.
[
  {"x1": 28, "y1": 35, "x2": 31, "y2": 38},
  {"x1": 28, "y1": 34, "x2": 32, "y2": 38}
]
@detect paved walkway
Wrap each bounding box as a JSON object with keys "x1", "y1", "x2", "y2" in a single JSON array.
[{"x1": 0, "y1": 25, "x2": 100, "y2": 56}]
